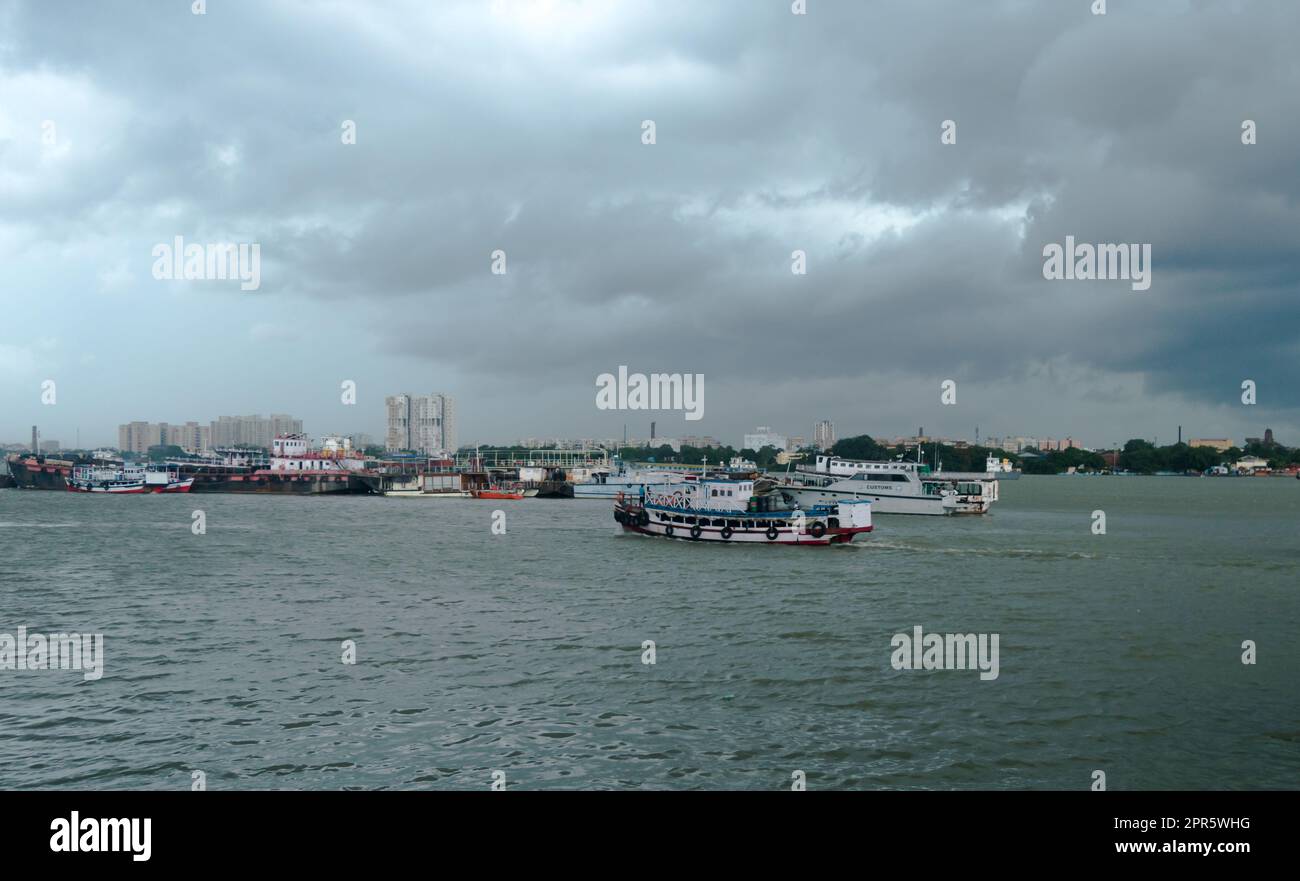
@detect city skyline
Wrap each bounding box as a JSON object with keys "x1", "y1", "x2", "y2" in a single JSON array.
[{"x1": 6, "y1": 407, "x2": 1281, "y2": 456}]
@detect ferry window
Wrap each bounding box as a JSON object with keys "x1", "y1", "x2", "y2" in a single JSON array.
[{"x1": 711, "y1": 489, "x2": 718, "y2": 496}]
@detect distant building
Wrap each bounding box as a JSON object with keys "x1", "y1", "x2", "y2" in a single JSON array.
[
  {"x1": 120, "y1": 420, "x2": 214, "y2": 454},
  {"x1": 209, "y1": 414, "x2": 300, "y2": 449},
  {"x1": 787, "y1": 436, "x2": 807, "y2": 450},
  {"x1": 743, "y1": 426, "x2": 787, "y2": 451},
  {"x1": 39, "y1": 440, "x2": 60, "y2": 453},
  {"x1": 386, "y1": 393, "x2": 456, "y2": 454},
  {"x1": 813, "y1": 420, "x2": 836, "y2": 450},
  {"x1": 1189, "y1": 438, "x2": 1233, "y2": 452},
  {"x1": 1236, "y1": 455, "x2": 1270, "y2": 472},
  {"x1": 678, "y1": 435, "x2": 722, "y2": 448}
]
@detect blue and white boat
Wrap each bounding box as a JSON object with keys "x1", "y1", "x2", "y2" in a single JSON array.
[{"x1": 614, "y1": 477, "x2": 872, "y2": 545}]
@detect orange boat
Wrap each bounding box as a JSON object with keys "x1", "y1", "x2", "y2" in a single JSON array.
[{"x1": 474, "y1": 486, "x2": 525, "y2": 500}]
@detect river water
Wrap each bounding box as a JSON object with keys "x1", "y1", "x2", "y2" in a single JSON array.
[{"x1": 0, "y1": 476, "x2": 1296, "y2": 790}]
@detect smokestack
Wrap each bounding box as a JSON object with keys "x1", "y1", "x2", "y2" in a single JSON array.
[
  {"x1": 651, "y1": 421, "x2": 656, "y2": 440},
  {"x1": 1178, "y1": 425, "x2": 1182, "y2": 444},
  {"x1": 31, "y1": 426, "x2": 37, "y2": 454}
]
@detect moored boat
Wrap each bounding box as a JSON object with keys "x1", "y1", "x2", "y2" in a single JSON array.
[
  {"x1": 67, "y1": 464, "x2": 147, "y2": 493},
  {"x1": 573, "y1": 465, "x2": 690, "y2": 499},
  {"x1": 474, "y1": 486, "x2": 525, "y2": 500},
  {"x1": 614, "y1": 477, "x2": 872, "y2": 545},
  {"x1": 776, "y1": 455, "x2": 997, "y2": 515}
]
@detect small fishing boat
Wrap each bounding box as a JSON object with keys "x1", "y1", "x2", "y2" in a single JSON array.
[{"x1": 614, "y1": 477, "x2": 871, "y2": 545}]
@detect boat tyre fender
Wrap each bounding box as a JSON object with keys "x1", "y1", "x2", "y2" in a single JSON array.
[
  {"x1": 766, "y1": 525, "x2": 779, "y2": 541},
  {"x1": 720, "y1": 526, "x2": 733, "y2": 540},
  {"x1": 809, "y1": 522, "x2": 826, "y2": 539},
  {"x1": 614, "y1": 510, "x2": 626, "y2": 524},
  {"x1": 664, "y1": 524, "x2": 674, "y2": 537},
  {"x1": 637, "y1": 511, "x2": 650, "y2": 527},
  {"x1": 690, "y1": 524, "x2": 702, "y2": 539}
]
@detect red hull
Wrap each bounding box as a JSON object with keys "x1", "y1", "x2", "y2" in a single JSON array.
[{"x1": 475, "y1": 490, "x2": 525, "y2": 499}]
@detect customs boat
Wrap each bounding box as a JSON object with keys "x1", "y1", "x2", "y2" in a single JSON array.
[
  {"x1": 573, "y1": 464, "x2": 690, "y2": 499},
  {"x1": 776, "y1": 455, "x2": 997, "y2": 515},
  {"x1": 614, "y1": 476, "x2": 872, "y2": 545}
]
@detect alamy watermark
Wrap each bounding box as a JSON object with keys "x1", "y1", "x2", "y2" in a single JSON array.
[
  {"x1": 152, "y1": 236, "x2": 261, "y2": 291},
  {"x1": 0, "y1": 626, "x2": 104, "y2": 680},
  {"x1": 596, "y1": 366, "x2": 703, "y2": 421},
  {"x1": 891, "y1": 625, "x2": 999, "y2": 681},
  {"x1": 1042, "y1": 236, "x2": 1151, "y2": 291}
]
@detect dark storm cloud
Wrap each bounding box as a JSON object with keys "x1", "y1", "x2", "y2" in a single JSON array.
[{"x1": 3, "y1": 0, "x2": 1298, "y2": 443}]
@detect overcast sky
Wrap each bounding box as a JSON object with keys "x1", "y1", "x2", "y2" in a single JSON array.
[{"x1": 2, "y1": 0, "x2": 1297, "y2": 450}]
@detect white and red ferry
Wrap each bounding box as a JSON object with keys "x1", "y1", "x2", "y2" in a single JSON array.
[
  {"x1": 614, "y1": 477, "x2": 872, "y2": 545},
  {"x1": 67, "y1": 463, "x2": 194, "y2": 493}
]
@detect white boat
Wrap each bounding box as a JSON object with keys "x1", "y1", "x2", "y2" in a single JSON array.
[
  {"x1": 775, "y1": 455, "x2": 997, "y2": 515},
  {"x1": 573, "y1": 466, "x2": 689, "y2": 499},
  {"x1": 68, "y1": 463, "x2": 194, "y2": 494},
  {"x1": 614, "y1": 477, "x2": 872, "y2": 545}
]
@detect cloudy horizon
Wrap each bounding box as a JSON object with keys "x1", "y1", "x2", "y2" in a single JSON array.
[{"x1": 3, "y1": 0, "x2": 1298, "y2": 451}]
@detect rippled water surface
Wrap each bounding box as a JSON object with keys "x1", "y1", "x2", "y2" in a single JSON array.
[{"x1": 1, "y1": 476, "x2": 1297, "y2": 790}]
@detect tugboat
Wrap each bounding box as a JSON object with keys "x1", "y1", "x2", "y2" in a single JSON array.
[{"x1": 614, "y1": 477, "x2": 872, "y2": 545}]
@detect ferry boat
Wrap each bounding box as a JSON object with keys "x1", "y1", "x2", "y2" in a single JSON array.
[
  {"x1": 776, "y1": 455, "x2": 997, "y2": 515},
  {"x1": 67, "y1": 463, "x2": 146, "y2": 493},
  {"x1": 67, "y1": 463, "x2": 194, "y2": 494},
  {"x1": 573, "y1": 465, "x2": 689, "y2": 499},
  {"x1": 614, "y1": 477, "x2": 872, "y2": 545}
]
